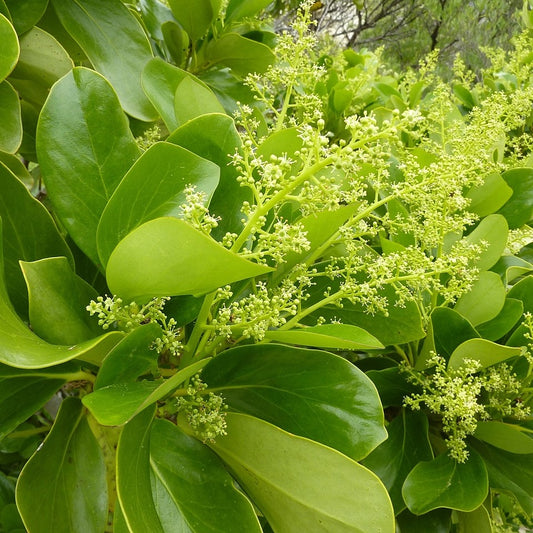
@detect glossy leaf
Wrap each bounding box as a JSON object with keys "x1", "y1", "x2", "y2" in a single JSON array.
[
  {"x1": 264, "y1": 324, "x2": 384, "y2": 350},
  {"x1": 0, "y1": 162, "x2": 73, "y2": 318},
  {"x1": 202, "y1": 344, "x2": 386, "y2": 460},
  {"x1": 466, "y1": 172, "x2": 513, "y2": 217},
  {"x1": 21, "y1": 257, "x2": 101, "y2": 345},
  {"x1": 476, "y1": 298, "x2": 523, "y2": 341},
  {"x1": 106, "y1": 217, "x2": 272, "y2": 302},
  {"x1": 0, "y1": 362, "x2": 79, "y2": 440},
  {"x1": 16, "y1": 398, "x2": 107, "y2": 533},
  {"x1": 447, "y1": 338, "x2": 522, "y2": 370},
  {"x1": 117, "y1": 406, "x2": 164, "y2": 533},
  {"x1": 464, "y1": 214, "x2": 508, "y2": 271},
  {"x1": 472, "y1": 440, "x2": 533, "y2": 516},
  {"x1": 206, "y1": 33, "x2": 275, "y2": 76},
  {"x1": 361, "y1": 410, "x2": 433, "y2": 513},
  {"x1": 454, "y1": 271, "x2": 505, "y2": 326},
  {"x1": 161, "y1": 20, "x2": 188, "y2": 65},
  {"x1": 4, "y1": 0, "x2": 48, "y2": 34},
  {"x1": 8, "y1": 26, "x2": 72, "y2": 108},
  {"x1": 174, "y1": 76, "x2": 225, "y2": 125},
  {"x1": 83, "y1": 359, "x2": 208, "y2": 425},
  {"x1": 456, "y1": 505, "x2": 492, "y2": 533},
  {"x1": 402, "y1": 449, "x2": 488, "y2": 514},
  {"x1": 225, "y1": 0, "x2": 274, "y2": 22},
  {"x1": 167, "y1": 113, "x2": 249, "y2": 239},
  {"x1": 97, "y1": 142, "x2": 220, "y2": 266},
  {"x1": 474, "y1": 421, "x2": 533, "y2": 454},
  {"x1": 142, "y1": 58, "x2": 192, "y2": 131},
  {"x1": 94, "y1": 323, "x2": 162, "y2": 389},
  {"x1": 430, "y1": 307, "x2": 479, "y2": 361},
  {"x1": 208, "y1": 413, "x2": 395, "y2": 533},
  {"x1": 150, "y1": 419, "x2": 261, "y2": 532},
  {"x1": 37, "y1": 67, "x2": 140, "y2": 266},
  {"x1": 0, "y1": 14, "x2": 18, "y2": 82},
  {"x1": 497, "y1": 168, "x2": 533, "y2": 228},
  {"x1": 396, "y1": 508, "x2": 452, "y2": 533},
  {"x1": 0, "y1": 81, "x2": 21, "y2": 153},
  {"x1": 167, "y1": 0, "x2": 220, "y2": 42},
  {"x1": 506, "y1": 276, "x2": 533, "y2": 346},
  {"x1": 51, "y1": 0, "x2": 157, "y2": 120},
  {"x1": 366, "y1": 366, "x2": 416, "y2": 408}
]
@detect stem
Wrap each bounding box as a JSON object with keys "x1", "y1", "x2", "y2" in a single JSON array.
[
  {"x1": 7, "y1": 426, "x2": 50, "y2": 439},
  {"x1": 274, "y1": 83, "x2": 293, "y2": 132},
  {"x1": 181, "y1": 292, "x2": 216, "y2": 366}
]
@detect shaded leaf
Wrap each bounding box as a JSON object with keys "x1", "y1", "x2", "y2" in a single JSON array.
[
  {"x1": 37, "y1": 67, "x2": 140, "y2": 266},
  {"x1": 476, "y1": 298, "x2": 523, "y2": 341},
  {"x1": 150, "y1": 419, "x2": 261, "y2": 532},
  {"x1": 202, "y1": 344, "x2": 386, "y2": 460},
  {"x1": 396, "y1": 508, "x2": 452, "y2": 533},
  {"x1": 106, "y1": 217, "x2": 272, "y2": 302},
  {"x1": 4, "y1": 0, "x2": 48, "y2": 34},
  {"x1": 0, "y1": 81, "x2": 21, "y2": 153},
  {"x1": 402, "y1": 449, "x2": 488, "y2": 514},
  {"x1": 225, "y1": 0, "x2": 274, "y2": 22},
  {"x1": 51, "y1": 0, "x2": 156, "y2": 120},
  {"x1": 16, "y1": 398, "x2": 107, "y2": 533},
  {"x1": 497, "y1": 168, "x2": 533, "y2": 229},
  {"x1": 167, "y1": 0, "x2": 220, "y2": 42}
]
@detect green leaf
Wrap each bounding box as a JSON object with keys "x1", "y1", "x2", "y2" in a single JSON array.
[
  {"x1": 466, "y1": 173, "x2": 513, "y2": 217},
  {"x1": 167, "y1": 0, "x2": 220, "y2": 42},
  {"x1": 366, "y1": 366, "x2": 416, "y2": 408},
  {"x1": 37, "y1": 67, "x2": 140, "y2": 267},
  {"x1": 150, "y1": 419, "x2": 262, "y2": 532},
  {"x1": 476, "y1": 298, "x2": 523, "y2": 341},
  {"x1": 167, "y1": 113, "x2": 249, "y2": 239},
  {"x1": 142, "y1": 58, "x2": 192, "y2": 131},
  {"x1": 0, "y1": 162, "x2": 73, "y2": 318},
  {"x1": 21, "y1": 257, "x2": 101, "y2": 345},
  {"x1": 396, "y1": 508, "x2": 452, "y2": 533},
  {"x1": 506, "y1": 276, "x2": 533, "y2": 346},
  {"x1": 264, "y1": 324, "x2": 384, "y2": 350},
  {"x1": 207, "y1": 413, "x2": 395, "y2": 533},
  {"x1": 497, "y1": 168, "x2": 533, "y2": 229},
  {"x1": 454, "y1": 271, "x2": 505, "y2": 326},
  {"x1": 0, "y1": 362, "x2": 79, "y2": 440},
  {"x1": 464, "y1": 214, "x2": 508, "y2": 271},
  {"x1": 83, "y1": 359, "x2": 208, "y2": 425},
  {"x1": 472, "y1": 440, "x2": 533, "y2": 516},
  {"x1": 117, "y1": 406, "x2": 164, "y2": 533},
  {"x1": 106, "y1": 217, "x2": 272, "y2": 302},
  {"x1": 16, "y1": 398, "x2": 108, "y2": 533},
  {"x1": 225, "y1": 0, "x2": 274, "y2": 22},
  {"x1": 430, "y1": 307, "x2": 480, "y2": 362},
  {"x1": 455, "y1": 505, "x2": 492, "y2": 533},
  {"x1": 161, "y1": 20, "x2": 188, "y2": 66},
  {"x1": 447, "y1": 338, "x2": 523, "y2": 370},
  {"x1": 8, "y1": 26, "x2": 73, "y2": 108},
  {"x1": 474, "y1": 421, "x2": 533, "y2": 454},
  {"x1": 206, "y1": 33, "x2": 275, "y2": 76},
  {"x1": 4, "y1": 0, "x2": 48, "y2": 34},
  {"x1": 51, "y1": 0, "x2": 157, "y2": 120},
  {"x1": 362, "y1": 410, "x2": 433, "y2": 513},
  {"x1": 0, "y1": 81, "x2": 21, "y2": 153},
  {"x1": 0, "y1": 14, "x2": 18, "y2": 82},
  {"x1": 402, "y1": 450, "x2": 488, "y2": 514},
  {"x1": 202, "y1": 344, "x2": 386, "y2": 460},
  {"x1": 97, "y1": 142, "x2": 220, "y2": 267},
  {"x1": 94, "y1": 323, "x2": 162, "y2": 389},
  {"x1": 174, "y1": 76, "x2": 225, "y2": 125}
]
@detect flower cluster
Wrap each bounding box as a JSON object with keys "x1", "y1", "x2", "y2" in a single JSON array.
[
  {"x1": 173, "y1": 374, "x2": 227, "y2": 443},
  {"x1": 179, "y1": 185, "x2": 220, "y2": 235},
  {"x1": 403, "y1": 354, "x2": 530, "y2": 462}
]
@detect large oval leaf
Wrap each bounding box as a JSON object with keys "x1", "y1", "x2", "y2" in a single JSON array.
[
  {"x1": 225, "y1": 0, "x2": 274, "y2": 22},
  {"x1": 474, "y1": 421, "x2": 533, "y2": 454},
  {"x1": 497, "y1": 168, "x2": 533, "y2": 229},
  {"x1": 447, "y1": 338, "x2": 522, "y2": 370},
  {"x1": 174, "y1": 76, "x2": 225, "y2": 125},
  {"x1": 16, "y1": 398, "x2": 108, "y2": 533},
  {"x1": 37, "y1": 67, "x2": 140, "y2": 267},
  {"x1": 167, "y1": 0, "x2": 219, "y2": 42},
  {"x1": 97, "y1": 142, "x2": 220, "y2": 267},
  {"x1": 202, "y1": 344, "x2": 386, "y2": 460},
  {"x1": 150, "y1": 419, "x2": 261, "y2": 532},
  {"x1": 106, "y1": 217, "x2": 272, "y2": 302},
  {"x1": 0, "y1": 13, "x2": 18, "y2": 82},
  {"x1": 402, "y1": 449, "x2": 488, "y2": 514},
  {"x1": 51, "y1": 0, "x2": 156, "y2": 120},
  {"x1": 0, "y1": 162, "x2": 73, "y2": 318},
  {"x1": 464, "y1": 214, "x2": 508, "y2": 271},
  {"x1": 5, "y1": 0, "x2": 48, "y2": 34},
  {"x1": 207, "y1": 413, "x2": 395, "y2": 533}
]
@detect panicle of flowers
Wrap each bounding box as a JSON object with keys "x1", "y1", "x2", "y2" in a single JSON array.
[
  {"x1": 179, "y1": 185, "x2": 220, "y2": 235},
  {"x1": 403, "y1": 353, "x2": 530, "y2": 463},
  {"x1": 505, "y1": 225, "x2": 533, "y2": 255},
  {"x1": 135, "y1": 125, "x2": 162, "y2": 151},
  {"x1": 173, "y1": 373, "x2": 227, "y2": 443}
]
